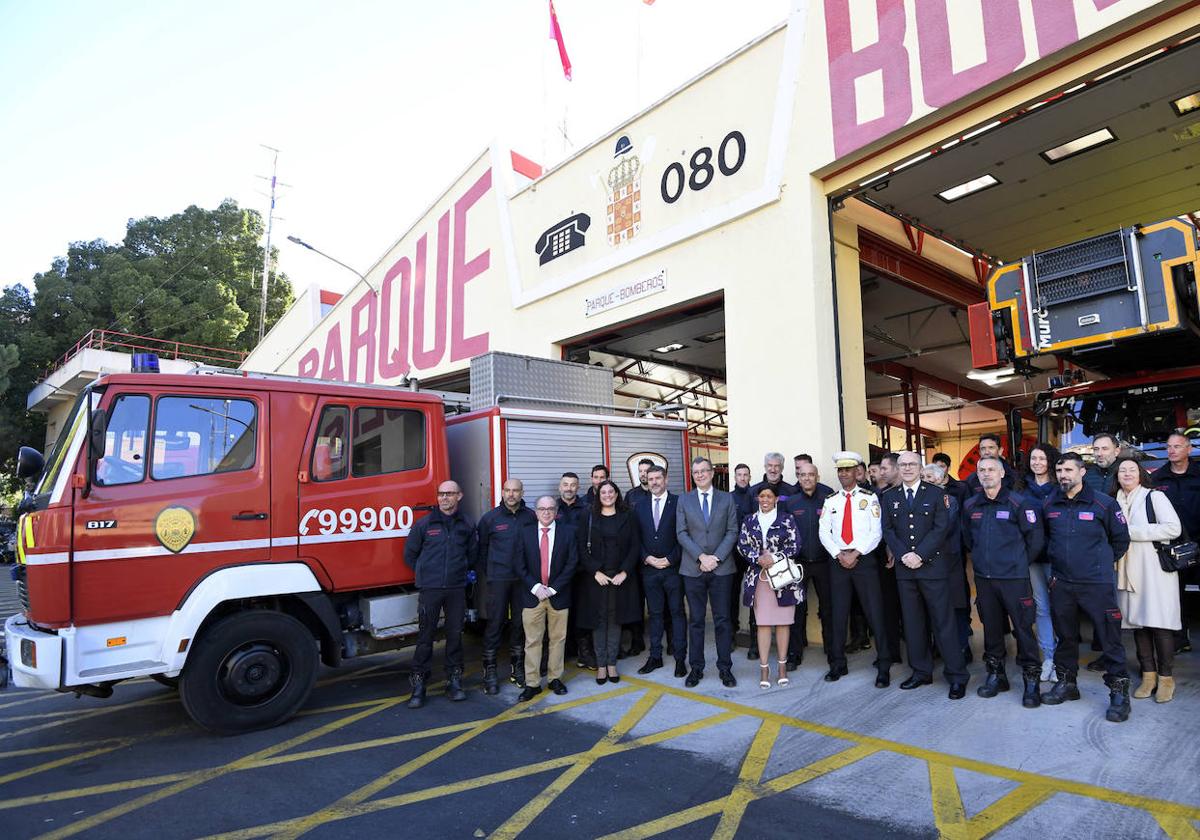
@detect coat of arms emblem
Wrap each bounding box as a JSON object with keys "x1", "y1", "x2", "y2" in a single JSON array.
[{"x1": 606, "y1": 135, "x2": 641, "y2": 246}]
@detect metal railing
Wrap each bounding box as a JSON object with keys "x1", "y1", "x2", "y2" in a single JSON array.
[{"x1": 47, "y1": 330, "x2": 247, "y2": 374}]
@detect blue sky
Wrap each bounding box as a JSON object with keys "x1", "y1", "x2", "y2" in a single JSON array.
[{"x1": 0, "y1": 0, "x2": 788, "y2": 298}]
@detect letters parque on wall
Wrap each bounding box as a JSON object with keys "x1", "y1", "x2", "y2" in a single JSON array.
[{"x1": 584, "y1": 269, "x2": 667, "y2": 317}]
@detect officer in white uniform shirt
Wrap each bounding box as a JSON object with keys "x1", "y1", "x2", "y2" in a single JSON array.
[{"x1": 818, "y1": 451, "x2": 893, "y2": 687}]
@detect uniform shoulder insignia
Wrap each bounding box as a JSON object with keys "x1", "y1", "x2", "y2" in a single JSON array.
[
  {"x1": 944, "y1": 494, "x2": 950, "y2": 509},
  {"x1": 860, "y1": 487, "x2": 876, "y2": 496}
]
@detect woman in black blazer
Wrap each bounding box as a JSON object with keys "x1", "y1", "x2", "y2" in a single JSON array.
[{"x1": 578, "y1": 480, "x2": 641, "y2": 683}]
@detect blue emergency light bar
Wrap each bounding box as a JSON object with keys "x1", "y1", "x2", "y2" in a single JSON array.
[{"x1": 131, "y1": 353, "x2": 160, "y2": 373}]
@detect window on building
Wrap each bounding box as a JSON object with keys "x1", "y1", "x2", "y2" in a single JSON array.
[
  {"x1": 96, "y1": 394, "x2": 149, "y2": 486},
  {"x1": 351, "y1": 407, "x2": 425, "y2": 477},
  {"x1": 311, "y1": 406, "x2": 349, "y2": 482},
  {"x1": 152, "y1": 396, "x2": 257, "y2": 480}
]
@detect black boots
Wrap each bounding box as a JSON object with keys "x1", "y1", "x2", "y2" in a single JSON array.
[
  {"x1": 1105, "y1": 675, "x2": 1131, "y2": 723},
  {"x1": 976, "y1": 657, "x2": 1010, "y2": 698},
  {"x1": 1042, "y1": 668, "x2": 1081, "y2": 705},
  {"x1": 1021, "y1": 666, "x2": 1042, "y2": 708},
  {"x1": 446, "y1": 668, "x2": 467, "y2": 702},
  {"x1": 407, "y1": 672, "x2": 427, "y2": 709},
  {"x1": 483, "y1": 651, "x2": 499, "y2": 696},
  {"x1": 508, "y1": 647, "x2": 525, "y2": 687}
]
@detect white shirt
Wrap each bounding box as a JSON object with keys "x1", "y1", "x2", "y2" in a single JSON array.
[
  {"x1": 755, "y1": 509, "x2": 777, "y2": 541},
  {"x1": 902, "y1": 480, "x2": 921, "y2": 494},
  {"x1": 818, "y1": 486, "x2": 883, "y2": 556}
]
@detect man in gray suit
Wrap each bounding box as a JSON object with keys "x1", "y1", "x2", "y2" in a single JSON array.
[{"x1": 676, "y1": 456, "x2": 740, "y2": 687}]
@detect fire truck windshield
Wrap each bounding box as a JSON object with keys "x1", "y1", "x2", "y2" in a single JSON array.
[{"x1": 34, "y1": 389, "x2": 91, "y2": 498}]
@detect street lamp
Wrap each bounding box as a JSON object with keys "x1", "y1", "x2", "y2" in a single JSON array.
[{"x1": 286, "y1": 235, "x2": 375, "y2": 291}]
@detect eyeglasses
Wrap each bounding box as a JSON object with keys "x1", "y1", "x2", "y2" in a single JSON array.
[
  {"x1": 535, "y1": 507, "x2": 557, "y2": 512},
  {"x1": 437, "y1": 492, "x2": 460, "y2": 497}
]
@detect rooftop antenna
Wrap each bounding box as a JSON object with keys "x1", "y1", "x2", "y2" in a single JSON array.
[{"x1": 255, "y1": 145, "x2": 290, "y2": 341}]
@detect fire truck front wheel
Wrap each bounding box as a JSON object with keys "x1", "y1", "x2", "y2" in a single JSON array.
[{"x1": 179, "y1": 610, "x2": 319, "y2": 734}]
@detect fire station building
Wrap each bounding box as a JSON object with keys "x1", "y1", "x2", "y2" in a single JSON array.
[{"x1": 238, "y1": 0, "x2": 1200, "y2": 478}]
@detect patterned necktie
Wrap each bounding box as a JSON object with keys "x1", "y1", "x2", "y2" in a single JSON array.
[
  {"x1": 701, "y1": 492, "x2": 710, "y2": 523},
  {"x1": 841, "y1": 491, "x2": 854, "y2": 545},
  {"x1": 653, "y1": 496, "x2": 661, "y2": 529},
  {"x1": 540, "y1": 527, "x2": 550, "y2": 586}
]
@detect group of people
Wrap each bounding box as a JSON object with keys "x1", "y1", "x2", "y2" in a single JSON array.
[{"x1": 401, "y1": 431, "x2": 1196, "y2": 724}]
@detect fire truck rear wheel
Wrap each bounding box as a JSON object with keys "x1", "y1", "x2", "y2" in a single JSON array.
[{"x1": 179, "y1": 610, "x2": 319, "y2": 734}]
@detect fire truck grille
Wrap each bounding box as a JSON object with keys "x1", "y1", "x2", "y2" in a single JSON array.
[{"x1": 1033, "y1": 229, "x2": 1131, "y2": 306}]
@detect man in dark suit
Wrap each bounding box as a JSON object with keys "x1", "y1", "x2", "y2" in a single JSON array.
[
  {"x1": 517, "y1": 496, "x2": 579, "y2": 701},
  {"x1": 676, "y1": 456, "x2": 740, "y2": 687},
  {"x1": 634, "y1": 464, "x2": 687, "y2": 677},
  {"x1": 882, "y1": 451, "x2": 969, "y2": 699},
  {"x1": 626, "y1": 458, "x2": 654, "y2": 509}
]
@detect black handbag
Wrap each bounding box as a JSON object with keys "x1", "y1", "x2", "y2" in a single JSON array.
[{"x1": 1144, "y1": 492, "x2": 1199, "y2": 573}]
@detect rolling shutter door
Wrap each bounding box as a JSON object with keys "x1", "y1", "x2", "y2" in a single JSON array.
[
  {"x1": 608, "y1": 426, "x2": 687, "y2": 495},
  {"x1": 505, "y1": 420, "x2": 604, "y2": 503}
]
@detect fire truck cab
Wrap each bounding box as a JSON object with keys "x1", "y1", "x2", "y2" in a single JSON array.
[{"x1": 5, "y1": 368, "x2": 447, "y2": 733}]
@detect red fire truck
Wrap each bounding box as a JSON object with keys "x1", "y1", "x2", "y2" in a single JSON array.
[{"x1": 3, "y1": 361, "x2": 687, "y2": 733}]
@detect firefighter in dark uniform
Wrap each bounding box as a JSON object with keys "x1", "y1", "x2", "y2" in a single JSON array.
[
  {"x1": 404, "y1": 480, "x2": 478, "y2": 709},
  {"x1": 1042, "y1": 452, "x2": 1133, "y2": 722},
  {"x1": 818, "y1": 451, "x2": 893, "y2": 687},
  {"x1": 787, "y1": 459, "x2": 836, "y2": 670},
  {"x1": 961, "y1": 457, "x2": 1046, "y2": 707},
  {"x1": 556, "y1": 472, "x2": 594, "y2": 669},
  {"x1": 882, "y1": 451, "x2": 969, "y2": 698},
  {"x1": 477, "y1": 478, "x2": 537, "y2": 694}
]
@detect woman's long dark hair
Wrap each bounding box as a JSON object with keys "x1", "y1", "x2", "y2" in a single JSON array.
[
  {"x1": 1111, "y1": 455, "x2": 1153, "y2": 490},
  {"x1": 590, "y1": 479, "x2": 627, "y2": 515},
  {"x1": 1021, "y1": 441, "x2": 1062, "y2": 488}
]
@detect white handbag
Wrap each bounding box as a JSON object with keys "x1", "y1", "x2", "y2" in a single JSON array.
[{"x1": 758, "y1": 533, "x2": 803, "y2": 591}]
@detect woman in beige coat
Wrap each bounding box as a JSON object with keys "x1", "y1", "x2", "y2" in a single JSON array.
[{"x1": 1113, "y1": 457, "x2": 1182, "y2": 703}]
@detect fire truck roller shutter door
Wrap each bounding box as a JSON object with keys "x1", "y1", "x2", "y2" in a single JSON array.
[{"x1": 505, "y1": 420, "x2": 605, "y2": 503}]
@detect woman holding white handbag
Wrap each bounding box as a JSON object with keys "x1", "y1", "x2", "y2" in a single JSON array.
[{"x1": 737, "y1": 484, "x2": 803, "y2": 689}]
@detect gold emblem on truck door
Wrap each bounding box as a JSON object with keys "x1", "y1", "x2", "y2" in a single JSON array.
[{"x1": 155, "y1": 507, "x2": 196, "y2": 553}]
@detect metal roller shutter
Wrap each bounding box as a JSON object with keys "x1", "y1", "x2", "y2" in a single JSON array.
[
  {"x1": 608, "y1": 426, "x2": 687, "y2": 495},
  {"x1": 505, "y1": 420, "x2": 604, "y2": 503}
]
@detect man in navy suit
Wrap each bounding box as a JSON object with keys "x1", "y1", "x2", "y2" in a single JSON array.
[
  {"x1": 634, "y1": 464, "x2": 687, "y2": 677},
  {"x1": 517, "y1": 496, "x2": 579, "y2": 701}
]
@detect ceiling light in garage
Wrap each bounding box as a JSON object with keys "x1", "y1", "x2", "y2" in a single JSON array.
[
  {"x1": 653, "y1": 342, "x2": 686, "y2": 353},
  {"x1": 967, "y1": 365, "x2": 1016, "y2": 387},
  {"x1": 1171, "y1": 92, "x2": 1200, "y2": 116},
  {"x1": 937, "y1": 174, "x2": 999, "y2": 203},
  {"x1": 1040, "y1": 128, "x2": 1117, "y2": 163}
]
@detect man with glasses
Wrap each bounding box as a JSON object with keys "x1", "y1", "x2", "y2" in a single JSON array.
[
  {"x1": 404, "y1": 481, "x2": 478, "y2": 708},
  {"x1": 677, "y1": 457, "x2": 740, "y2": 687},
  {"x1": 516, "y1": 497, "x2": 579, "y2": 701},
  {"x1": 882, "y1": 453, "x2": 969, "y2": 699}
]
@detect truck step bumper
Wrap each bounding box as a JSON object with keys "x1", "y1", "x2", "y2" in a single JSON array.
[{"x1": 4, "y1": 613, "x2": 62, "y2": 690}]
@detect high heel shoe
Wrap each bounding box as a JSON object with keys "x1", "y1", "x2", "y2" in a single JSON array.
[
  {"x1": 608, "y1": 667, "x2": 620, "y2": 684},
  {"x1": 759, "y1": 664, "x2": 770, "y2": 689},
  {"x1": 777, "y1": 660, "x2": 789, "y2": 687},
  {"x1": 596, "y1": 673, "x2": 608, "y2": 685}
]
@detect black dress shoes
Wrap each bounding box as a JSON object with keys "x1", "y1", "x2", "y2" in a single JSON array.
[
  {"x1": 948, "y1": 682, "x2": 967, "y2": 700},
  {"x1": 900, "y1": 674, "x2": 933, "y2": 690},
  {"x1": 518, "y1": 685, "x2": 542, "y2": 702},
  {"x1": 674, "y1": 659, "x2": 688, "y2": 678},
  {"x1": 637, "y1": 657, "x2": 664, "y2": 675},
  {"x1": 548, "y1": 679, "x2": 568, "y2": 696},
  {"x1": 685, "y1": 669, "x2": 703, "y2": 687},
  {"x1": 719, "y1": 669, "x2": 737, "y2": 687},
  {"x1": 823, "y1": 666, "x2": 848, "y2": 682},
  {"x1": 875, "y1": 672, "x2": 890, "y2": 688}
]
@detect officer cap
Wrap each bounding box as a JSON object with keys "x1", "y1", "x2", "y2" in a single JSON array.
[{"x1": 833, "y1": 451, "x2": 864, "y2": 469}]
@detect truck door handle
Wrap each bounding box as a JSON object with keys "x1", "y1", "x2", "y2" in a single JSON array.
[{"x1": 233, "y1": 512, "x2": 269, "y2": 521}]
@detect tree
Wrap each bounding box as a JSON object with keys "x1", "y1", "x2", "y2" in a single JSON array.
[{"x1": 0, "y1": 199, "x2": 293, "y2": 488}]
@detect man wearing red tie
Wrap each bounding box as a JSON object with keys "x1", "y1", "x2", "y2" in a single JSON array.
[
  {"x1": 818, "y1": 451, "x2": 893, "y2": 688},
  {"x1": 517, "y1": 496, "x2": 580, "y2": 701}
]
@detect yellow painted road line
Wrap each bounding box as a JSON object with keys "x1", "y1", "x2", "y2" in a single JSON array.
[
  {"x1": 929, "y1": 761, "x2": 969, "y2": 839},
  {"x1": 0, "y1": 773, "x2": 190, "y2": 812},
  {"x1": 0, "y1": 695, "x2": 171, "y2": 742},
  {"x1": 1154, "y1": 813, "x2": 1200, "y2": 840},
  {"x1": 712, "y1": 720, "x2": 779, "y2": 840},
  {"x1": 0, "y1": 693, "x2": 72, "y2": 712},
  {"x1": 0, "y1": 737, "x2": 125, "y2": 759},
  {"x1": 489, "y1": 689, "x2": 664, "y2": 840},
  {"x1": 0, "y1": 740, "x2": 134, "y2": 787},
  {"x1": 0, "y1": 695, "x2": 175, "y2": 725},
  {"x1": 201, "y1": 708, "x2": 739, "y2": 840},
  {"x1": 964, "y1": 783, "x2": 1054, "y2": 839},
  {"x1": 33, "y1": 697, "x2": 404, "y2": 840},
  {"x1": 623, "y1": 676, "x2": 1200, "y2": 824}
]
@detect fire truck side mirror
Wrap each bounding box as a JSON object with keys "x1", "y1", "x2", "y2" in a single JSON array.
[
  {"x1": 87, "y1": 410, "x2": 108, "y2": 465},
  {"x1": 15, "y1": 446, "x2": 44, "y2": 482}
]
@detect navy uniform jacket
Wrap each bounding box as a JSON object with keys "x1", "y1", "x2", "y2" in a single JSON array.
[
  {"x1": 517, "y1": 522, "x2": 578, "y2": 611},
  {"x1": 476, "y1": 501, "x2": 537, "y2": 581},
  {"x1": 626, "y1": 486, "x2": 651, "y2": 510},
  {"x1": 731, "y1": 484, "x2": 754, "y2": 519},
  {"x1": 634, "y1": 493, "x2": 682, "y2": 569},
  {"x1": 1043, "y1": 486, "x2": 1130, "y2": 586},
  {"x1": 748, "y1": 477, "x2": 796, "y2": 504},
  {"x1": 1151, "y1": 460, "x2": 1200, "y2": 539},
  {"x1": 961, "y1": 488, "x2": 1044, "y2": 579},
  {"x1": 785, "y1": 486, "x2": 836, "y2": 562},
  {"x1": 404, "y1": 508, "x2": 478, "y2": 589},
  {"x1": 556, "y1": 497, "x2": 587, "y2": 530},
  {"x1": 881, "y1": 482, "x2": 953, "y2": 580}
]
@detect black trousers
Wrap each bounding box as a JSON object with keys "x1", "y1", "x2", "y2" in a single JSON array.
[
  {"x1": 684, "y1": 572, "x2": 734, "y2": 672},
  {"x1": 898, "y1": 576, "x2": 968, "y2": 683},
  {"x1": 483, "y1": 578, "x2": 524, "y2": 655},
  {"x1": 830, "y1": 556, "x2": 892, "y2": 671},
  {"x1": 411, "y1": 587, "x2": 466, "y2": 678},
  {"x1": 1050, "y1": 578, "x2": 1128, "y2": 679},
  {"x1": 732, "y1": 553, "x2": 752, "y2": 633},
  {"x1": 794, "y1": 560, "x2": 833, "y2": 662},
  {"x1": 974, "y1": 576, "x2": 1039, "y2": 669},
  {"x1": 877, "y1": 560, "x2": 903, "y2": 662},
  {"x1": 643, "y1": 566, "x2": 687, "y2": 661}
]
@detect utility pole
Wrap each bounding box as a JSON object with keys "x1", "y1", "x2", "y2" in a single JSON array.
[{"x1": 256, "y1": 145, "x2": 282, "y2": 342}]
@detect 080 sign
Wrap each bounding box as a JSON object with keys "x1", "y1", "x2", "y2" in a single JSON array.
[{"x1": 660, "y1": 130, "x2": 746, "y2": 204}]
